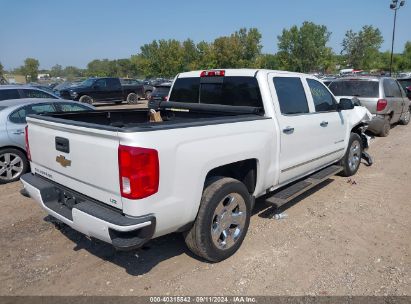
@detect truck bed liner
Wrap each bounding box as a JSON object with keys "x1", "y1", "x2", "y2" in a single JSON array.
[{"x1": 29, "y1": 103, "x2": 268, "y2": 133}]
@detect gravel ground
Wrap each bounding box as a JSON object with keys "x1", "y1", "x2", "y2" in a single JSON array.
[{"x1": 0, "y1": 104, "x2": 410, "y2": 296}]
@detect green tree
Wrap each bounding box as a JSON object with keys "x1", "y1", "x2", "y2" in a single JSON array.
[
  {"x1": 196, "y1": 41, "x2": 216, "y2": 69},
  {"x1": 212, "y1": 28, "x2": 262, "y2": 68},
  {"x1": 116, "y1": 59, "x2": 134, "y2": 77},
  {"x1": 236, "y1": 28, "x2": 262, "y2": 67},
  {"x1": 341, "y1": 25, "x2": 383, "y2": 70},
  {"x1": 50, "y1": 64, "x2": 63, "y2": 77},
  {"x1": 255, "y1": 54, "x2": 280, "y2": 70},
  {"x1": 87, "y1": 59, "x2": 111, "y2": 77},
  {"x1": 138, "y1": 39, "x2": 184, "y2": 77},
  {"x1": 22, "y1": 58, "x2": 40, "y2": 82},
  {"x1": 63, "y1": 66, "x2": 83, "y2": 80},
  {"x1": 0, "y1": 61, "x2": 4, "y2": 75},
  {"x1": 277, "y1": 21, "x2": 332, "y2": 72},
  {"x1": 398, "y1": 41, "x2": 411, "y2": 70},
  {"x1": 182, "y1": 39, "x2": 199, "y2": 71}
]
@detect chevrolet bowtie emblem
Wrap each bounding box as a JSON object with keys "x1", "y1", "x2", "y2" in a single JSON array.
[{"x1": 56, "y1": 155, "x2": 71, "y2": 168}]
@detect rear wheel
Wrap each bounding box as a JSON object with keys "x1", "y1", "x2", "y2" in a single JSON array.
[
  {"x1": 339, "y1": 133, "x2": 362, "y2": 177},
  {"x1": 399, "y1": 108, "x2": 410, "y2": 125},
  {"x1": 126, "y1": 93, "x2": 138, "y2": 104},
  {"x1": 79, "y1": 95, "x2": 93, "y2": 105},
  {"x1": 0, "y1": 148, "x2": 28, "y2": 184},
  {"x1": 379, "y1": 119, "x2": 391, "y2": 137},
  {"x1": 184, "y1": 177, "x2": 251, "y2": 262}
]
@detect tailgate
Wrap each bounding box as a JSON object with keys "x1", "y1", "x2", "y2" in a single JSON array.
[{"x1": 26, "y1": 117, "x2": 123, "y2": 209}]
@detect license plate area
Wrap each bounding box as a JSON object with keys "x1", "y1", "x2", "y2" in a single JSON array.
[{"x1": 55, "y1": 188, "x2": 84, "y2": 210}]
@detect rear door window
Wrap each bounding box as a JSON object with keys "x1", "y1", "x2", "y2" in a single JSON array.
[
  {"x1": 0, "y1": 89, "x2": 21, "y2": 101},
  {"x1": 107, "y1": 78, "x2": 121, "y2": 89},
  {"x1": 169, "y1": 76, "x2": 263, "y2": 108},
  {"x1": 22, "y1": 89, "x2": 56, "y2": 99},
  {"x1": 54, "y1": 103, "x2": 91, "y2": 112},
  {"x1": 329, "y1": 81, "x2": 379, "y2": 97},
  {"x1": 95, "y1": 79, "x2": 107, "y2": 88},
  {"x1": 273, "y1": 77, "x2": 309, "y2": 115},
  {"x1": 9, "y1": 103, "x2": 55, "y2": 124},
  {"x1": 307, "y1": 79, "x2": 337, "y2": 112}
]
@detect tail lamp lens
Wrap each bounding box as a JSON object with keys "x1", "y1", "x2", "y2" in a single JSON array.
[
  {"x1": 25, "y1": 126, "x2": 31, "y2": 161},
  {"x1": 200, "y1": 70, "x2": 225, "y2": 77},
  {"x1": 377, "y1": 99, "x2": 387, "y2": 112},
  {"x1": 118, "y1": 145, "x2": 159, "y2": 199}
]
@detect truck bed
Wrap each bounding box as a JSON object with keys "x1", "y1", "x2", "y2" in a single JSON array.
[{"x1": 30, "y1": 102, "x2": 267, "y2": 132}]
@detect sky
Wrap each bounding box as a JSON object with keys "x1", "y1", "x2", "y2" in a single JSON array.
[{"x1": 1, "y1": 0, "x2": 410, "y2": 70}]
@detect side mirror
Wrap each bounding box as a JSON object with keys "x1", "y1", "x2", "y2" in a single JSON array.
[{"x1": 338, "y1": 98, "x2": 355, "y2": 111}]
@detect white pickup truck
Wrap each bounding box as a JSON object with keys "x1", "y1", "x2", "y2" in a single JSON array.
[{"x1": 21, "y1": 69, "x2": 372, "y2": 262}]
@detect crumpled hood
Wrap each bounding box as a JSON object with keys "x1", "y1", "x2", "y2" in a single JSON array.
[{"x1": 347, "y1": 105, "x2": 373, "y2": 128}]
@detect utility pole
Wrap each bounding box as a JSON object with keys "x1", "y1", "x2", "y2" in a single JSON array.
[{"x1": 389, "y1": 0, "x2": 406, "y2": 76}]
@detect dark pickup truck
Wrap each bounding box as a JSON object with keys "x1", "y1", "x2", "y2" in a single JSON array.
[{"x1": 59, "y1": 77, "x2": 144, "y2": 104}]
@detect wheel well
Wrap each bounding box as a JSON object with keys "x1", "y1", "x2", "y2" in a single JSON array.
[
  {"x1": 205, "y1": 159, "x2": 257, "y2": 194},
  {"x1": 351, "y1": 123, "x2": 368, "y2": 148},
  {"x1": 0, "y1": 145, "x2": 27, "y2": 155}
]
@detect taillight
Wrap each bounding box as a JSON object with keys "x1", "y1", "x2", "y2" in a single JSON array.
[
  {"x1": 118, "y1": 145, "x2": 159, "y2": 199},
  {"x1": 200, "y1": 70, "x2": 225, "y2": 77},
  {"x1": 164, "y1": 95, "x2": 169, "y2": 101},
  {"x1": 377, "y1": 99, "x2": 387, "y2": 112},
  {"x1": 25, "y1": 126, "x2": 31, "y2": 161}
]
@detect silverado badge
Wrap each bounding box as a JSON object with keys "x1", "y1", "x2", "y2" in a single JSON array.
[{"x1": 56, "y1": 155, "x2": 71, "y2": 168}]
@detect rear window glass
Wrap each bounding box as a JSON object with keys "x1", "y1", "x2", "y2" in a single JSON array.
[
  {"x1": 398, "y1": 79, "x2": 411, "y2": 90},
  {"x1": 0, "y1": 89, "x2": 20, "y2": 101},
  {"x1": 169, "y1": 76, "x2": 263, "y2": 108},
  {"x1": 23, "y1": 89, "x2": 56, "y2": 99},
  {"x1": 329, "y1": 80, "x2": 379, "y2": 97},
  {"x1": 153, "y1": 87, "x2": 170, "y2": 95}
]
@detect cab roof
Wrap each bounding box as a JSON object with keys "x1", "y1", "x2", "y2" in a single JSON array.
[{"x1": 177, "y1": 69, "x2": 309, "y2": 78}]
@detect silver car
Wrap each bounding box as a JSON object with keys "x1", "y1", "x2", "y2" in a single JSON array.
[
  {"x1": 0, "y1": 85, "x2": 60, "y2": 100},
  {"x1": 0, "y1": 98, "x2": 94, "y2": 184},
  {"x1": 329, "y1": 77, "x2": 411, "y2": 136}
]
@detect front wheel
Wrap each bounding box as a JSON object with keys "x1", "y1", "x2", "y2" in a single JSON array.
[
  {"x1": 339, "y1": 133, "x2": 363, "y2": 177},
  {"x1": 184, "y1": 177, "x2": 251, "y2": 262},
  {"x1": 79, "y1": 95, "x2": 94, "y2": 105},
  {"x1": 0, "y1": 148, "x2": 29, "y2": 184}
]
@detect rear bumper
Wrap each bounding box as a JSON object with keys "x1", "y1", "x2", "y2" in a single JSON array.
[
  {"x1": 20, "y1": 173, "x2": 156, "y2": 251},
  {"x1": 367, "y1": 115, "x2": 386, "y2": 134}
]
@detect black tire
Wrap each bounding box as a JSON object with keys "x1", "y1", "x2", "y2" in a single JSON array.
[
  {"x1": 399, "y1": 108, "x2": 410, "y2": 125},
  {"x1": 126, "y1": 92, "x2": 138, "y2": 104},
  {"x1": 0, "y1": 148, "x2": 29, "y2": 184},
  {"x1": 379, "y1": 119, "x2": 391, "y2": 137},
  {"x1": 184, "y1": 177, "x2": 252, "y2": 262},
  {"x1": 79, "y1": 95, "x2": 93, "y2": 105},
  {"x1": 144, "y1": 90, "x2": 152, "y2": 100},
  {"x1": 339, "y1": 133, "x2": 363, "y2": 177}
]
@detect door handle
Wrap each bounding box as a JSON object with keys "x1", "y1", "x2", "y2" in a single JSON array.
[
  {"x1": 320, "y1": 121, "x2": 329, "y2": 127},
  {"x1": 12, "y1": 130, "x2": 25, "y2": 135},
  {"x1": 283, "y1": 126, "x2": 294, "y2": 134}
]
